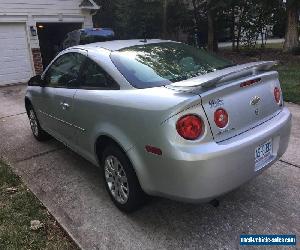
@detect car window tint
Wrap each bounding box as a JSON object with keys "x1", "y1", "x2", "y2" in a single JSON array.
[
  {"x1": 80, "y1": 58, "x2": 118, "y2": 89},
  {"x1": 44, "y1": 53, "x2": 85, "y2": 88}
]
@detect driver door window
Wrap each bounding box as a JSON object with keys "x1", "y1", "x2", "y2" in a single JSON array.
[{"x1": 44, "y1": 53, "x2": 85, "y2": 88}]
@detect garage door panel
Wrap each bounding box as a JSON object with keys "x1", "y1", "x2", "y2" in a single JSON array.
[
  {"x1": 0, "y1": 57, "x2": 31, "y2": 64},
  {"x1": 2, "y1": 50, "x2": 31, "y2": 58},
  {"x1": 1, "y1": 38, "x2": 30, "y2": 48},
  {"x1": 0, "y1": 33, "x2": 28, "y2": 39},
  {"x1": 0, "y1": 70, "x2": 32, "y2": 77},
  {"x1": 0, "y1": 64, "x2": 33, "y2": 74},
  {"x1": 1, "y1": 55, "x2": 32, "y2": 63},
  {"x1": 0, "y1": 65, "x2": 32, "y2": 74},
  {"x1": 0, "y1": 61, "x2": 31, "y2": 72},
  {"x1": 0, "y1": 37, "x2": 28, "y2": 50},
  {"x1": 2, "y1": 48, "x2": 30, "y2": 54},
  {"x1": 0, "y1": 23, "x2": 33, "y2": 85},
  {"x1": 0, "y1": 72, "x2": 31, "y2": 83},
  {"x1": 0, "y1": 69, "x2": 31, "y2": 78}
]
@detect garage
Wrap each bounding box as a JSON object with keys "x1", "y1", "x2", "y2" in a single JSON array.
[
  {"x1": 0, "y1": 0, "x2": 99, "y2": 86},
  {"x1": 0, "y1": 23, "x2": 33, "y2": 86},
  {"x1": 37, "y1": 22, "x2": 82, "y2": 68}
]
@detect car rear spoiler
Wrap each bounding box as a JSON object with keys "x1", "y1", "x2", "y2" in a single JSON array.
[{"x1": 170, "y1": 61, "x2": 278, "y2": 89}]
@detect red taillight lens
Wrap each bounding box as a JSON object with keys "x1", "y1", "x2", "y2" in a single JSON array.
[
  {"x1": 274, "y1": 87, "x2": 281, "y2": 104},
  {"x1": 240, "y1": 78, "x2": 261, "y2": 88},
  {"x1": 214, "y1": 108, "x2": 229, "y2": 128},
  {"x1": 176, "y1": 115, "x2": 203, "y2": 140}
]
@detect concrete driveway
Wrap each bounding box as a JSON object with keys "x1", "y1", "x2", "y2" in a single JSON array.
[{"x1": 0, "y1": 84, "x2": 299, "y2": 250}]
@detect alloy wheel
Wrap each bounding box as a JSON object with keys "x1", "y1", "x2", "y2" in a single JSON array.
[
  {"x1": 104, "y1": 155, "x2": 129, "y2": 204},
  {"x1": 29, "y1": 109, "x2": 39, "y2": 136}
]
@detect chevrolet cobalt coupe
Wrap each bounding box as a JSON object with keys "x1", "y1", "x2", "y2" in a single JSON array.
[{"x1": 25, "y1": 40, "x2": 291, "y2": 212}]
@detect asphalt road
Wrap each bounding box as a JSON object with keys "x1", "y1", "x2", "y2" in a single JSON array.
[{"x1": 0, "y1": 84, "x2": 299, "y2": 250}]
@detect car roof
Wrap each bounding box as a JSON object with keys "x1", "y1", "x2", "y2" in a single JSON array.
[{"x1": 74, "y1": 39, "x2": 174, "y2": 52}]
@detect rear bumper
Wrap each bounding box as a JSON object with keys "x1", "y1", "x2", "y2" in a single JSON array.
[{"x1": 129, "y1": 107, "x2": 292, "y2": 202}]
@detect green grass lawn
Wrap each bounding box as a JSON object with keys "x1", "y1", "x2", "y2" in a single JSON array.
[
  {"x1": 221, "y1": 42, "x2": 284, "y2": 50},
  {"x1": 276, "y1": 63, "x2": 300, "y2": 105},
  {"x1": 257, "y1": 42, "x2": 284, "y2": 49},
  {"x1": 218, "y1": 47, "x2": 300, "y2": 105},
  {"x1": 0, "y1": 161, "x2": 79, "y2": 250}
]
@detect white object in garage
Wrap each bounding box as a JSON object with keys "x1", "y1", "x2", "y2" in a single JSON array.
[{"x1": 0, "y1": 23, "x2": 33, "y2": 86}]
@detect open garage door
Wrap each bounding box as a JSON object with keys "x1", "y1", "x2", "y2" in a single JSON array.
[
  {"x1": 37, "y1": 23, "x2": 82, "y2": 68},
  {"x1": 0, "y1": 23, "x2": 33, "y2": 86}
]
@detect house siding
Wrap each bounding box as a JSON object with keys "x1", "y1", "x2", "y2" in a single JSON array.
[{"x1": 0, "y1": 0, "x2": 84, "y2": 16}]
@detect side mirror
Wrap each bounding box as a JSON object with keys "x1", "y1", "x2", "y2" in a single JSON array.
[{"x1": 28, "y1": 75, "x2": 45, "y2": 87}]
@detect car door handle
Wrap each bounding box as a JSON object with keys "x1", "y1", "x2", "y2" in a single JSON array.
[{"x1": 60, "y1": 102, "x2": 70, "y2": 110}]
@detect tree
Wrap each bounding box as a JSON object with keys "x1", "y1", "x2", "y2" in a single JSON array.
[
  {"x1": 93, "y1": 0, "x2": 288, "y2": 52},
  {"x1": 283, "y1": 0, "x2": 300, "y2": 52},
  {"x1": 93, "y1": 0, "x2": 115, "y2": 29},
  {"x1": 207, "y1": 0, "x2": 214, "y2": 51},
  {"x1": 190, "y1": 0, "x2": 206, "y2": 46},
  {"x1": 190, "y1": 0, "x2": 227, "y2": 51},
  {"x1": 225, "y1": 0, "x2": 283, "y2": 50},
  {"x1": 166, "y1": 0, "x2": 192, "y2": 41}
]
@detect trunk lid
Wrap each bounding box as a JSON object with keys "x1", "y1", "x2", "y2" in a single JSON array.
[{"x1": 167, "y1": 61, "x2": 283, "y2": 142}]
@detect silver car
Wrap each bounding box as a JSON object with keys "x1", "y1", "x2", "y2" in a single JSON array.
[{"x1": 25, "y1": 40, "x2": 291, "y2": 212}]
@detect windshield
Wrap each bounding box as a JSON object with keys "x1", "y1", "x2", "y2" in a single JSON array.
[{"x1": 110, "y1": 42, "x2": 233, "y2": 89}]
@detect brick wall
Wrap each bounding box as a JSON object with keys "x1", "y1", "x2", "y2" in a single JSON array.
[{"x1": 31, "y1": 48, "x2": 43, "y2": 75}]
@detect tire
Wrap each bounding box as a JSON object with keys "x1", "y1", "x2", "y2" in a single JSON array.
[
  {"x1": 27, "y1": 105, "x2": 51, "y2": 141},
  {"x1": 102, "y1": 144, "x2": 146, "y2": 213}
]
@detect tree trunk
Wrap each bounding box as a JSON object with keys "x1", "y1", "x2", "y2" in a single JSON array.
[
  {"x1": 207, "y1": 9, "x2": 214, "y2": 51},
  {"x1": 231, "y1": 6, "x2": 236, "y2": 50},
  {"x1": 162, "y1": 0, "x2": 168, "y2": 39},
  {"x1": 235, "y1": 6, "x2": 245, "y2": 52},
  {"x1": 191, "y1": 0, "x2": 201, "y2": 47},
  {"x1": 283, "y1": 2, "x2": 299, "y2": 52},
  {"x1": 191, "y1": 0, "x2": 199, "y2": 25},
  {"x1": 236, "y1": 23, "x2": 241, "y2": 51},
  {"x1": 261, "y1": 29, "x2": 265, "y2": 48}
]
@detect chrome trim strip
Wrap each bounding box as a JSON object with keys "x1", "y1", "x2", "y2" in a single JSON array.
[{"x1": 39, "y1": 110, "x2": 86, "y2": 132}]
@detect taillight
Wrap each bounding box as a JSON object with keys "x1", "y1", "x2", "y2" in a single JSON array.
[
  {"x1": 214, "y1": 108, "x2": 229, "y2": 128},
  {"x1": 274, "y1": 87, "x2": 281, "y2": 104},
  {"x1": 176, "y1": 115, "x2": 203, "y2": 140},
  {"x1": 240, "y1": 78, "x2": 261, "y2": 88}
]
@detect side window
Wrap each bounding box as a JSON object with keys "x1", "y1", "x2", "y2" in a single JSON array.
[
  {"x1": 80, "y1": 58, "x2": 119, "y2": 89},
  {"x1": 44, "y1": 52, "x2": 85, "y2": 88}
]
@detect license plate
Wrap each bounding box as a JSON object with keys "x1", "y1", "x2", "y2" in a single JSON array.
[{"x1": 255, "y1": 139, "x2": 272, "y2": 171}]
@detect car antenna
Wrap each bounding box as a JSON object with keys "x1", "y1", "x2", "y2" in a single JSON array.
[
  {"x1": 143, "y1": 30, "x2": 148, "y2": 43},
  {"x1": 140, "y1": 23, "x2": 147, "y2": 43}
]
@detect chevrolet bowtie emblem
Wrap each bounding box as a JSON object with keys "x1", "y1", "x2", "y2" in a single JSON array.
[{"x1": 250, "y1": 96, "x2": 261, "y2": 106}]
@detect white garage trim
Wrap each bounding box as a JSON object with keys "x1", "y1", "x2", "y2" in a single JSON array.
[
  {"x1": 32, "y1": 15, "x2": 85, "y2": 23},
  {"x1": 79, "y1": 0, "x2": 100, "y2": 10}
]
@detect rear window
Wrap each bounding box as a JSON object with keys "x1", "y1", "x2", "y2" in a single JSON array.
[{"x1": 110, "y1": 42, "x2": 233, "y2": 89}]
